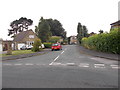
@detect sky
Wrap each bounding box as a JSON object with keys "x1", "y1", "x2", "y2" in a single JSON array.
[{"x1": 0, "y1": 0, "x2": 119, "y2": 40}]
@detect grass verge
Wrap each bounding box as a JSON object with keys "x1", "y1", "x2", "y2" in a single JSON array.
[{"x1": 0, "y1": 50, "x2": 36, "y2": 57}]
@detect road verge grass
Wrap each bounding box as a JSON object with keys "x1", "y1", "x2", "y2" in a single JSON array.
[{"x1": 0, "y1": 50, "x2": 36, "y2": 57}]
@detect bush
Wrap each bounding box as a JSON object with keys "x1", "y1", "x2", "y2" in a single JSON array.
[
  {"x1": 81, "y1": 28, "x2": 120, "y2": 54},
  {"x1": 43, "y1": 42, "x2": 52, "y2": 48},
  {"x1": 32, "y1": 39, "x2": 42, "y2": 52}
]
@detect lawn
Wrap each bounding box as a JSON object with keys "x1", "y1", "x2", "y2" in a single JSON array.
[{"x1": 0, "y1": 50, "x2": 36, "y2": 57}]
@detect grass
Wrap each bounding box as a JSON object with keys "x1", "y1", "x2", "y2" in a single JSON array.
[{"x1": 0, "y1": 50, "x2": 36, "y2": 57}]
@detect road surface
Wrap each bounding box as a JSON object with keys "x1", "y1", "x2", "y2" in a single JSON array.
[{"x1": 2, "y1": 45, "x2": 119, "y2": 88}]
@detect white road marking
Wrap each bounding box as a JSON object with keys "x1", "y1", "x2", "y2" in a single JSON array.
[
  {"x1": 14, "y1": 64, "x2": 22, "y2": 66},
  {"x1": 3, "y1": 64, "x2": 12, "y2": 66},
  {"x1": 66, "y1": 63, "x2": 76, "y2": 66},
  {"x1": 110, "y1": 65, "x2": 118, "y2": 67},
  {"x1": 110, "y1": 65, "x2": 119, "y2": 69},
  {"x1": 94, "y1": 64, "x2": 105, "y2": 68},
  {"x1": 51, "y1": 62, "x2": 62, "y2": 65},
  {"x1": 25, "y1": 63, "x2": 34, "y2": 65},
  {"x1": 49, "y1": 55, "x2": 60, "y2": 65},
  {"x1": 94, "y1": 64, "x2": 105, "y2": 66},
  {"x1": 79, "y1": 63, "x2": 89, "y2": 67},
  {"x1": 36, "y1": 64, "x2": 46, "y2": 65},
  {"x1": 61, "y1": 51, "x2": 65, "y2": 54}
]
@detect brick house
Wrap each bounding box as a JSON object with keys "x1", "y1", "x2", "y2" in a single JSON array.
[
  {"x1": 13, "y1": 29, "x2": 40, "y2": 50},
  {"x1": 110, "y1": 20, "x2": 120, "y2": 29}
]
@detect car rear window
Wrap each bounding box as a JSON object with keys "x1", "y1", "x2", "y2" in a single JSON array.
[{"x1": 52, "y1": 44, "x2": 59, "y2": 46}]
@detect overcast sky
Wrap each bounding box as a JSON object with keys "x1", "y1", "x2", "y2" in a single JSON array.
[{"x1": 0, "y1": 0, "x2": 119, "y2": 40}]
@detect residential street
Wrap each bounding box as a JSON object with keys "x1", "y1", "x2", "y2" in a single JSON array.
[{"x1": 2, "y1": 45, "x2": 119, "y2": 88}]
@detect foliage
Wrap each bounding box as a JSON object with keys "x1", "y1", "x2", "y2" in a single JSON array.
[
  {"x1": 81, "y1": 28, "x2": 120, "y2": 54},
  {"x1": 8, "y1": 17, "x2": 33, "y2": 38},
  {"x1": 43, "y1": 42, "x2": 52, "y2": 48},
  {"x1": 36, "y1": 18, "x2": 52, "y2": 42},
  {"x1": 77, "y1": 22, "x2": 88, "y2": 44},
  {"x1": 99, "y1": 30, "x2": 104, "y2": 34},
  {"x1": 35, "y1": 17, "x2": 66, "y2": 42},
  {"x1": 32, "y1": 39, "x2": 42, "y2": 52},
  {"x1": 49, "y1": 36, "x2": 61, "y2": 43},
  {"x1": 61, "y1": 39, "x2": 68, "y2": 45},
  {"x1": 45, "y1": 18, "x2": 66, "y2": 39}
]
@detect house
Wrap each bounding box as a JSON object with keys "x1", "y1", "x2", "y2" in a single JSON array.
[
  {"x1": 70, "y1": 36, "x2": 77, "y2": 45},
  {"x1": 0, "y1": 38, "x2": 2, "y2": 52},
  {"x1": 13, "y1": 29, "x2": 40, "y2": 50},
  {"x1": 2, "y1": 40, "x2": 13, "y2": 51},
  {"x1": 110, "y1": 20, "x2": 120, "y2": 29}
]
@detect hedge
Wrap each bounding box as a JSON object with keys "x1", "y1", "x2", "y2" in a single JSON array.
[
  {"x1": 81, "y1": 28, "x2": 120, "y2": 54},
  {"x1": 43, "y1": 42, "x2": 52, "y2": 48}
]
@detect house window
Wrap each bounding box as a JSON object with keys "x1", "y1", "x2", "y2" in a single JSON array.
[
  {"x1": 26, "y1": 41, "x2": 34, "y2": 46},
  {"x1": 29, "y1": 35, "x2": 34, "y2": 38}
]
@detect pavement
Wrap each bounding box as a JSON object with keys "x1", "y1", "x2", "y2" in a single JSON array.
[
  {"x1": 2, "y1": 45, "x2": 119, "y2": 61},
  {"x1": 78, "y1": 45, "x2": 119, "y2": 61}
]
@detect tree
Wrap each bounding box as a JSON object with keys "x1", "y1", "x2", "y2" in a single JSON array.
[
  {"x1": 82, "y1": 25, "x2": 88, "y2": 37},
  {"x1": 36, "y1": 18, "x2": 52, "y2": 42},
  {"x1": 43, "y1": 18, "x2": 66, "y2": 39},
  {"x1": 77, "y1": 23, "x2": 88, "y2": 44},
  {"x1": 99, "y1": 30, "x2": 104, "y2": 34},
  {"x1": 8, "y1": 17, "x2": 33, "y2": 38},
  {"x1": 35, "y1": 17, "x2": 67, "y2": 42}
]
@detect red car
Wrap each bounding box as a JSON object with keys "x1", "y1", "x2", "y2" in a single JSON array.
[{"x1": 51, "y1": 43, "x2": 62, "y2": 51}]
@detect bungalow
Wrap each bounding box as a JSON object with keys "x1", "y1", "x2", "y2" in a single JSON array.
[
  {"x1": 110, "y1": 20, "x2": 120, "y2": 29},
  {"x1": 13, "y1": 29, "x2": 40, "y2": 50}
]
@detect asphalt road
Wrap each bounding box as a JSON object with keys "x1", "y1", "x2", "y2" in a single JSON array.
[{"x1": 2, "y1": 45, "x2": 119, "y2": 88}]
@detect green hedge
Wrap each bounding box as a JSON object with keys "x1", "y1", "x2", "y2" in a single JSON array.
[
  {"x1": 43, "y1": 42, "x2": 52, "y2": 48},
  {"x1": 81, "y1": 28, "x2": 120, "y2": 54}
]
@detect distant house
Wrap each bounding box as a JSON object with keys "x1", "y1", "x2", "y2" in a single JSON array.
[
  {"x1": 110, "y1": 20, "x2": 120, "y2": 29},
  {"x1": 13, "y1": 29, "x2": 39, "y2": 50},
  {"x1": 70, "y1": 36, "x2": 77, "y2": 44}
]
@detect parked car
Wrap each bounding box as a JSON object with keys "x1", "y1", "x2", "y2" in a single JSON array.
[
  {"x1": 39, "y1": 44, "x2": 45, "y2": 49},
  {"x1": 20, "y1": 45, "x2": 33, "y2": 50},
  {"x1": 51, "y1": 43, "x2": 62, "y2": 51},
  {"x1": 20, "y1": 45, "x2": 27, "y2": 50},
  {"x1": 26, "y1": 45, "x2": 33, "y2": 50}
]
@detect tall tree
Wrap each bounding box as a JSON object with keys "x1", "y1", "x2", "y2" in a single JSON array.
[
  {"x1": 8, "y1": 17, "x2": 33, "y2": 38},
  {"x1": 77, "y1": 23, "x2": 88, "y2": 44},
  {"x1": 36, "y1": 18, "x2": 52, "y2": 42},
  {"x1": 44, "y1": 18, "x2": 66, "y2": 39},
  {"x1": 82, "y1": 25, "x2": 88, "y2": 37}
]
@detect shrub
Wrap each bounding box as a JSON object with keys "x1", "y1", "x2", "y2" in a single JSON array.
[
  {"x1": 81, "y1": 28, "x2": 120, "y2": 54},
  {"x1": 43, "y1": 42, "x2": 52, "y2": 48},
  {"x1": 32, "y1": 39, "x2": 42, "y2": 52}
]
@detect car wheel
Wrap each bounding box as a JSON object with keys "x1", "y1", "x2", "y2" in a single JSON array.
[{"x1": 51, "y1": 49, "x2": 53, "y2": 51}]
